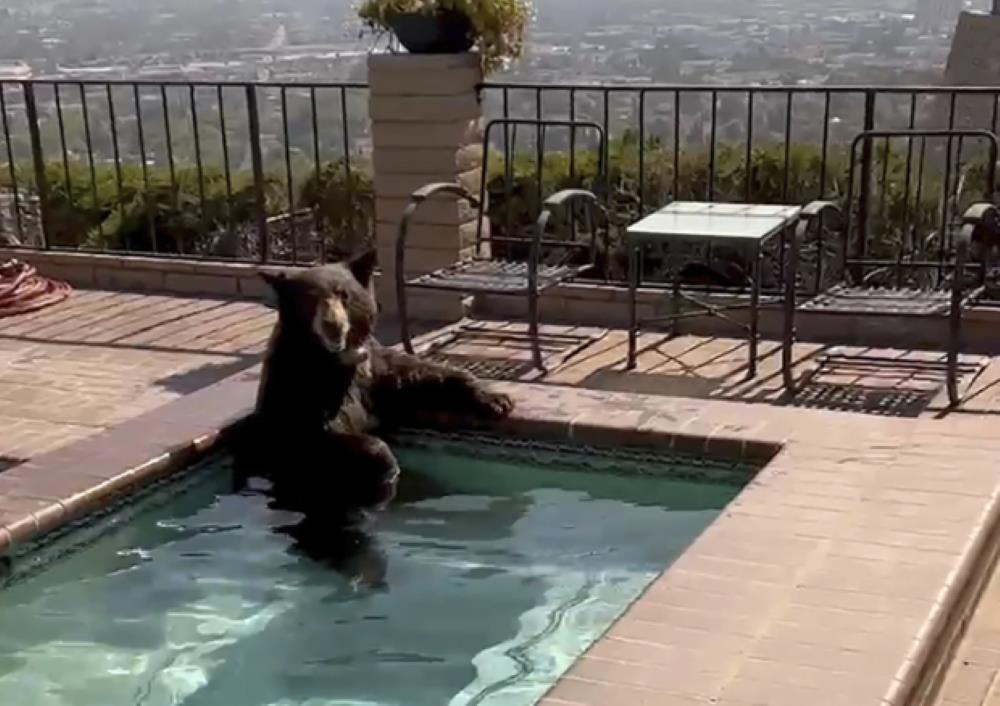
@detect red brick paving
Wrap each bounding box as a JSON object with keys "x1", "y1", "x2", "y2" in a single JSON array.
[
  {"x1": 418, "y1": 322, "x2": 1000, "y2": 418},
  {"x1": 0, "y1": 289, "x2": 273, "y2": 463},
  {"x1": 5, "y1": 296, "x2": 1000, "y2": 705}
]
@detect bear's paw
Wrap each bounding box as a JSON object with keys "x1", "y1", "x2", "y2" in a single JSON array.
[{"x1": 473, "y1": 387, "x2": 515, "y2": 419}]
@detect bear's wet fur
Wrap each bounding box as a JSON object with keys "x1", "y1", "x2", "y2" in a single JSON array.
[{"x1": 236, "y1": 250, "x2": 514, "y2": 521}]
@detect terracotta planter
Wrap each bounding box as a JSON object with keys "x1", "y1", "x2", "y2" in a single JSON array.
[{"x1": 386, "y1": 9, "x2": 475, "y2": 54}]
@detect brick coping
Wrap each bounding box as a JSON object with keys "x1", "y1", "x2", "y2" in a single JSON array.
[
  {"x1": 495, "y1": 385, "x2": 1000, "y2": 706},
  {"x1": 0, "y1": 371, "x2": 998, "y2": 705}
]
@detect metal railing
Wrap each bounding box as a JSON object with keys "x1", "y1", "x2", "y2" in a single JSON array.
[
  {"x1": 3, "y1": 78, "x2": 1000, "y2": 286},
  {"x1": 480, "y1": 83, "x2": 1000, "y2": 288},
  {"x1": 0, "y1": 79, "x2": 370, "y2": 264}
]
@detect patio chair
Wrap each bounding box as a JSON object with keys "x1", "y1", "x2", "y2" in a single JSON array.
[
  {"x1": 395, "y1": 118, "x2": 609, "y2": 371},
  {"x1": 783, "y1": 129, "x2": 1000, "y2": 406}
]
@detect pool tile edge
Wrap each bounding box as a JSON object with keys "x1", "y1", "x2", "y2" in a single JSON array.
[{"x1": 0, "y1": 369, "x2": 256, "y2": 555}]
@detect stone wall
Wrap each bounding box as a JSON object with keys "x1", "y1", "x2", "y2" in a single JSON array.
[{"x1": 367, "y1": 53, "x2": 487, "y2": 319}]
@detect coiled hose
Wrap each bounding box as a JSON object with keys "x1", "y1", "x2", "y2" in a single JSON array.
[{"x1": 0, "y1": 260, "x2": 71, "y2": 318}]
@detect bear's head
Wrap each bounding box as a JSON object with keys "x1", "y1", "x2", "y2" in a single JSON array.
[{"x1": 260, "y1": 250, "x2": 378, "y2": 366}]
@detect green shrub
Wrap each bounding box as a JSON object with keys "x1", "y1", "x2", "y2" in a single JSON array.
[{"x1": 0, "y1": 135, "x2": 978, "y2": 283}]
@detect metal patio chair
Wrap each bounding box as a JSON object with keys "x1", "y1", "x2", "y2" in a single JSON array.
[
  {"x1": 395, "y1": 118, "x2": 609, "y2": 371},
  {"x1": 782, "y1": 129, "x2": 1000, "y2": 406}
]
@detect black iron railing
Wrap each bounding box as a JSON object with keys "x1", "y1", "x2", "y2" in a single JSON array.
[
  {"x1": 0, "y1": 79, "x2": 370, "y2": 264},
  {"x1": 480, "y1": 83, "x2": 1000, "y2": 287},
  {"x1": 2, "y1": 79, "x2": 1000, "y2": 286}
]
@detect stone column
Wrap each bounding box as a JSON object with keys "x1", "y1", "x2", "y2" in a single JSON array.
[
  {"x1": 941, "y1": 11, "x2": 1000, "y2": 128},
  {"x1": 368, "y1": 53, "x2": 486, "y2": 319},
  {"x1": 945, "y1": 11, "x2": 1000, "y2": 87}
]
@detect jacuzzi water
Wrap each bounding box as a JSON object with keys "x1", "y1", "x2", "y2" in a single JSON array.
[{"x1": 0, "y1": 433, "x2": 749, "y2": 706}]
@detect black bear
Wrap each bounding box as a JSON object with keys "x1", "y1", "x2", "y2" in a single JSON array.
[{"x1": 241, "y1": 250, "x2": 514, "y2": 520}]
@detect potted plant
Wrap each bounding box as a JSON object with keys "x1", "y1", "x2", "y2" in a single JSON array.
[{"x1": 357, "y1": 0, "x2": 533, "y2": 73}]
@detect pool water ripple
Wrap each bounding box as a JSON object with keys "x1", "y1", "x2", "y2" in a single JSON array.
[{"x1": 0, "y1": 438, "x2": 746, "y2": 706}]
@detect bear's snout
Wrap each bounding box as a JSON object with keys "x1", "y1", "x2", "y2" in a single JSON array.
[{"x1": 313, "y1": 295, "x2": 351, "y2": 354}]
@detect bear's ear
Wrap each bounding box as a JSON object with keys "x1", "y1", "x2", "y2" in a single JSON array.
[
  {"x1": 347, "y1": 249, "x2": 378, "y2": 288},
  {"x1": 259, "y1": 270, "x2": 290, "y2": 296},
  {"x1": 258, "y1": 270, "x2": 290, "y2": 302}
]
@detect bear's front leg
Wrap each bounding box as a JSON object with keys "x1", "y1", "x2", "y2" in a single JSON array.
[
  {"x1": 269, "y1": 431, "x2": 402, "y2": 516},
  {"x1": 279, "y1": 515, "x2": 389, "y2": 592},
  {"x1": 370, "y1": 347, "x2": 515, "y2": 428}
]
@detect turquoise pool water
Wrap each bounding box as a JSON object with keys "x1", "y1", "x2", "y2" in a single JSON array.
[{"x1": 0, "y1": 434, "x2": 748, "y2": 706}]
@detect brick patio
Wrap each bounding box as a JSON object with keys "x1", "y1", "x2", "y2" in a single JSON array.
[
  {"x1": 0, "y1": 289, "x2": 274, "y2": 462},
  {"x1": 4, "y1": 288, "x2": 1000, "y2": 705},
  {"x1": 417, "y1": 320, "x2": 1000, "y2": 419}
]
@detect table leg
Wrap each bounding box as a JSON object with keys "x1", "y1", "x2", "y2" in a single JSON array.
[
  {"x1": 748, "y1": 241, "x2": 762, "y2": 379},
  {"x1": 671, "y1": 261, "x2": 682, "y2": 333},
  {"x1": 627, "y1": 243, "x2": 639, "y2": 370},
  {"x1": 782, "y1": 223, "x2": 799, "y2": 394}
]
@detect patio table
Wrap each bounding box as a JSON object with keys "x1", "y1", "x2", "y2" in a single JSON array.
[{"x1": 626, "y1": 201, "x2": 803, "y2": 377}]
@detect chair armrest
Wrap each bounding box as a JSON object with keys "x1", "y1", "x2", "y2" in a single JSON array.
[
  {"x1": 949, "y1": 202, "x2": 999, "y2": 346},
  {"x1": 956, "y1": 202, "x2": 1000, "y2": 251},
  {"x1": 394, "y1": 182, "x2": 482, "y2": 326},
  {"x1": 396, "y1": 182, "x2": 481, "y2": 265},
  {"x1": 543, "y1": 188, "x2": 599, "y2": 211},
  {"x1": 961, "y1": 202, "x2": 1000, "y2": 232},
  {"x1": 956, "y1": 202, "x2": 1000, "y2": 271},
  {"x1": 799, "y1": 200, "x2": 842, "y2": 224},
  {"x1": 788, "y1": 200, "x2": 845, "y2": 292},
  {"x1": 542, "y1": 188, "x2": 610, "y2": 226},
  {"x1": 409, "y1": 182, "x2": 481, "y2": 208},
  {"x1": 535, "y1": 188, "x2": 609, "y2": 277}
]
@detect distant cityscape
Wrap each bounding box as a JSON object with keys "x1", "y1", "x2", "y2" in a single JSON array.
[
  {"x1": 0, "y1": 0, "x2": 997, "y2": 86},
  {"x1": 0, "y1": 0, "x2": 998, "y2": 247}
]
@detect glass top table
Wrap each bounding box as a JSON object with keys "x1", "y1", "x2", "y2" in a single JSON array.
[
  {"x1": 626, "y1": 201, "x2": 804, "y2": 378},
  {"x1": 626, "y1": 202, "x2": 803, "y2": 243}
]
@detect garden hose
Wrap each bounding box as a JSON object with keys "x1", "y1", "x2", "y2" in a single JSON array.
[{"x1": 0, "y1": 260, "x2": 71, "y2": 318}]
